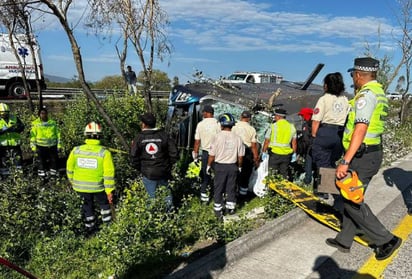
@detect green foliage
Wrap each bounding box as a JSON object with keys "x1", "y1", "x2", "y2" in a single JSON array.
[
  {"x1": 137, "y1": 69, "x2": 172, "y2": 91},
  {"x1": 93, "y1": 75, "x2": 126, "y2": 90},
  {"x1": 5, "y1": 96, "x2": 412, "y2": 279}
]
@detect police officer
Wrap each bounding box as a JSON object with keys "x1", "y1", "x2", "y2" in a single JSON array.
[
  {"x1": 130, "y1": 112, "x2": 178, "y2": 210},
  {"x1": 232, "y1": 110, "x2": 259, "y2": 196},
  {"x1": 261, "y1": 108, "x2": 297, "y2": 180},
  {"x1": 326, "y1": 57, "x2": 401, "y2": 260},
  {"x1": 66, "y1": 122, "x2": 115, "y2": 236},
  {"x1": 30, "y1": 107, "x2": 61, "y2": 178},
  {"x1": 0, "y1": 103, "x2": 24, "y2": 175},
  {"x1": 192, "y1": 105, "x2": 221, "y2": 203},
  {"x1": 207, "y1": 113, "x2": 245, "y2": 218}
]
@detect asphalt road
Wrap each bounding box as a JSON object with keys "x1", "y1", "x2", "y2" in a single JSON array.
[{"x1": 167, "y1": 152, "x2": 412, "y2": 279}]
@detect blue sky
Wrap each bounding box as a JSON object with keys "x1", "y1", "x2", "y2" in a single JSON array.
[{"x1": 25, "y1": 0, "x2": 403, "y2": 89}]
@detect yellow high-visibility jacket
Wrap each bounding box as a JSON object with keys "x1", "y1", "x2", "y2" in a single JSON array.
[
  {"x1": 66, "y1": 139, "x2": 115, "y2": 194},
  {"x1": 30, "y1": 118, "x2": 61, "y2": 150}
]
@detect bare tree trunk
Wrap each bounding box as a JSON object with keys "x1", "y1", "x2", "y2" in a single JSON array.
[
  {"x1": 41, "y1": 1, "x2": 129, "y2": 151},
  {"x1": 116, "y1": 29, "x2": 128, "y2": 90}
]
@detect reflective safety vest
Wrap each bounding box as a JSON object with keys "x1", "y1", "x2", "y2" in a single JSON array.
[
  {"x1": 30, "y1": 118, "x2": 61, "y2": 150},
  {"x1": 0, "y1": 115, "x2": 22, "y2": 146},
  {"x1": 66, "y1": 139, "x2": 115, "y2": 194},
  {"x1": 269, "y1": 119, "x2": 294, "y2": 155},
  {"x1": 343, "y1": 82, "x2": 388, "y2": 150}
]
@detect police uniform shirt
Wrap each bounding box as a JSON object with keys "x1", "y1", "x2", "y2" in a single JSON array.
[
  {"x1": 312, "y1": 93, "x2": 349, "y2": 126},
  {"x1": 194, "y1": 117, "x2": 221, "y2": 152},
  {"x1": 231, "y1": 121, "x2": 257, "y2": 148},
  {"x1": 353, "y1": 89, "x2": 377, "y2": 125},
  {"x1": 264, "y1": 120, "x2": 297, "y2": 142},
  {"x1": 209, "y1": 131, "x2": 245, "y2": 164}
]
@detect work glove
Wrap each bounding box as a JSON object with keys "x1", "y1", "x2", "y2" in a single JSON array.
[
  {"x1": 290, "y1": 153, "x2": 297, "y2": 163},
  {"x1": 261, "y1": 152, "x2": 268, "y2": 160},
  {"x1": 206, "y1": 165, "x2": 212, "y2": 176},
  {"x1": 192, "y1": 151, "x2": 199, "y2": 162}
]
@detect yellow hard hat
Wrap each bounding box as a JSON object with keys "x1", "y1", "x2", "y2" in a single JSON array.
[
  {"x1": 84, "y1": 121, "x2": 102, "y2": 136},
  {"x1": 335, "y1": 170, "x2": 364, "y2": 204},
  {"x1": 0, "y1": 103, "x2": 10, "y2": 113}
]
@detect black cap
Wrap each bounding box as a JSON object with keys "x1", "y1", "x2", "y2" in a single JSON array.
[
  {"x1": 348, "y1": 57, "x2": 379, "y2": 72},
  {"x1": 241, "y1": 110, "x2": 252, "y2": 118},
  {"x1": 274, "y1": 108, "x2": 287, "y2": 117},
  {"x1": 202, "y1": 105, "x2": 214, "y2": 114},
  {"x1": 140, "y1": 112, "x2": 156, "y2": 127}
]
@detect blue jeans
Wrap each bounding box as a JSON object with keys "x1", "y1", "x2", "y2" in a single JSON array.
[{"x1": 142, "y1": 176, "x2": 173, "y2": 208}]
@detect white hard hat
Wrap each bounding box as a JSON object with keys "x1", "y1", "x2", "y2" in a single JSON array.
[
  {"x1": 84, "y1": 121, "x2": 102, "y2": 136},
  {"x1": 0, "y1": 103, "x2": 10, "y2": 113}
]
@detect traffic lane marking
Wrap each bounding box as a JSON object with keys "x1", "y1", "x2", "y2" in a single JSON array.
[{"x1": 353, "y1": 214, "x2": 412, "y2": 279}]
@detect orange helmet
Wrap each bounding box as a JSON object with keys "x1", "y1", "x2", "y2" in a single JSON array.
[
  {"x1": 84, "y1": 122, "x2": 102, "y2": 136},
  {"x1": 335, "y1": 170, "x2": 364, "y2": 204}
]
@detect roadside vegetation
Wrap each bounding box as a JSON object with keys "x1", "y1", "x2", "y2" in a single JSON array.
[{"x1": 0, "y1": 95, "x2": 411, "y2": 279}]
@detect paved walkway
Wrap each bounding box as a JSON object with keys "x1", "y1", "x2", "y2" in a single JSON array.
[{"x1": 167, "y1": 153, "x2": 412, "y2": 279}]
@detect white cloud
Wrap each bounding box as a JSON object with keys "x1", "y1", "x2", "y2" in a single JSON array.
[{"x1": 162, "y1": 0, "x2": 399, "y2": 55}]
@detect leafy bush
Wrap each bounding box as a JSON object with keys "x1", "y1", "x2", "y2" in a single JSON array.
[{"x1": 1, "y1": 96, "x2": 412, "y2": 279}]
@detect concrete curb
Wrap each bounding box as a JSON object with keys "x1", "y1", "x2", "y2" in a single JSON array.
[{"x1": 166, "y1": 208, "x2": 307, "y2": 278}]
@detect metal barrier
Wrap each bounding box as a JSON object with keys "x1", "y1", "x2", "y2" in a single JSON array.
[{"x1": 30, "y1": 88, "x2": 170, "y2": 100}]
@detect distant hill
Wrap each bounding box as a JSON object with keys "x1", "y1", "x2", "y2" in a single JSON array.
[{"x1": 44, "y1": 74, "x2": 71, "y2": 83}]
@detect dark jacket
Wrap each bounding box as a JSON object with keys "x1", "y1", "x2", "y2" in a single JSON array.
[
  {"x1": 130, "y1": 128, "x2": 178, "y2": 180},
  {"x1": 297, "y1": 120, "x2": 312, "y2": 156}
]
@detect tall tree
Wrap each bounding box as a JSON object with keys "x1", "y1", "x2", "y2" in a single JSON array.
[
  {"x1": 35, "y1": 0, "x2": 130, "y2": 150},
  {"x1": 87, "y1": 0, "x2": 172, "y2": 112},
  {"x1": 390, "y1": 0, "x2": 412, "y2": 123}
]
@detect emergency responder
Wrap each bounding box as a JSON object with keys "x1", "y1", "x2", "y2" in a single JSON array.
[
  {"x1": 261, "y1": 108, "x2": 297, "y2": 180},
  {"x1": 30, "y1": 107, "x2": 61, "y2": 178},
  {"x1": 326, "y1": 57, "x2": 401, "y2": 260},
  {"x1": 192, "y1": 105, "x2": 221, "y2": 203},
  {"x1": 66, "y1": 122, "x2": 115, "y2": 236},
  {"x1": 297, "y1": 107, "x2": 314, "y2": 185},
  {"x1": 311, "y1": 72, "x2": 349, "y2": 197},
  {"x1": 232, "y1": 110, "x2": 259, "y2": 196},
  {"x1": 207, "y1": 113, "x2": 244, "y2": 218},
  {"x1": 0, "y1": 103, "x2": 24, "y2": 175},
  {"x1": 130, "y1": 112, "x2": 178, "y2": 210}
]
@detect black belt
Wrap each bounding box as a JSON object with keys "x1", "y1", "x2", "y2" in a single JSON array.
[
  {"x1": 365, "y1": 144, "x2": 382, "y2": 153},
  {"x1": 320, "y1": 123, "x2": 343, "y2": 128}
]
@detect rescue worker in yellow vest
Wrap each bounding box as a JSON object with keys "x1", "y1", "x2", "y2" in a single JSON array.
[
  {"x1": 261, "y1": 108, "x2": 297, "y2": 180},
  {"x1": 0, "y1": 103, "x2": 24, "y2": 176},
  {"x1": 66, "y1": 122, "x2": 115, "y2": 236},
  {"x1": 30, "y1": 107, "x2": 61, "y2": 178},
  {"x1": 326, "y1": 57, "x2": 401, "y2": 260}
]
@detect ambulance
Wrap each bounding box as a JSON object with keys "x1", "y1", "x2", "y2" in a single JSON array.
[{"x1": 0, "y1": 33, "x2": 46, "y2": 98}]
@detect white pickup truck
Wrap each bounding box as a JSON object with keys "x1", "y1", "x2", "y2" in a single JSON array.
[
  {"x1": 0, "y1": 33, "x2": 46, "y2": 98},
  {"x1": 221, "y1": 71, "x2": 283, "y2": 84}
]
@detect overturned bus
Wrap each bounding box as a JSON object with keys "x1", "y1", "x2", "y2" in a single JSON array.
[{"x1": 165, "y1": 63, "x2": 326, "y2": 162}]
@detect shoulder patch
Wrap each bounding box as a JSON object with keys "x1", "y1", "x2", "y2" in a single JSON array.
[
  {"x1": 313, "y1": 108, "x2": 320, "y2": 114},
  {"x1": 356, "y1": 98, "x2": 367, "y2": 110}
]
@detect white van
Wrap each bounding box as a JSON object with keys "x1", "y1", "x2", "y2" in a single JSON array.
[{"x1": 0, "y1": 33, "x2": 46, "y2": 98}]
